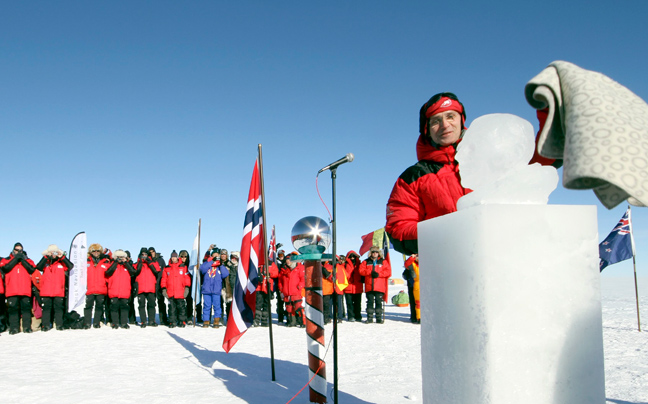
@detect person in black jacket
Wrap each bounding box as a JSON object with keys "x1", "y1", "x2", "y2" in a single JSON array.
[{"x1": 148, "y1": 247, "x2": 168, "y2": 325}]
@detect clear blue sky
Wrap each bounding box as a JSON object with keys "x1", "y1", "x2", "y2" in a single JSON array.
[{"x1": 1, "y1": 1, "x2": 647, "y2": 277}]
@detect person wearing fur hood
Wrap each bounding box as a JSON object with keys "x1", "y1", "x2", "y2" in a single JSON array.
[
  {"x1": 359, "y1": 246, "x2": 391, "y2": 324},
  {"x1": 105, "y1": 249, "x2": 136, "y2": 329},
  {"x1": 36, "y1": 244, "x2": 74, "y2": 331},
  {"x1": 83, "y1": 243, "x2": 111, "y2": 329}
]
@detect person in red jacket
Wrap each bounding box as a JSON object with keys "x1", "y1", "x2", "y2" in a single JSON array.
[
  {"x1": 105, "y1": 249, "x2": 136, "y2": 329},
  {"x1": 343, "y1": 251, "x2": 364, "y2": 322},
  {"x1": 161, "y1": 250, "x2": 191, "y2": 328},
  {"x1": 359, "y1": 246, "x2": 392, "y2": 324},
  {"x1": 36, "y1": 244, "x2": 74, "y2": 331},
  {"x1": 385, "y1": 92, "x2": 471, "y2": 256},
  {"x1": 279, "y1": 254, "x2": 305, "y2": 327},
  {"x1": 134, "y1": 247, "x2": 160, "y2": 327},
  {"x1": 83, "y1": 243, "x2": 111, "y2": 329},
  {"x1": 1, "y1": 243, "x2": 37, "y2": 334}
]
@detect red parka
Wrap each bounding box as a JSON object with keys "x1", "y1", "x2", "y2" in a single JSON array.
[
  {"x1": 135, "y1": 259, "x2": 159, "y2": 294},
  {"x1": 86, "y1": 257, "x2": 110, "y2": 295},
  {"x1": 1, "y1": 255, "x2": 36, "y2": 297},
  {"x1": 279, "y1": 263, "x2": 305, "y2": 301},
  {"x1": 106, "y1": 261, "x2": 135, "y2": 299},
  {"x1": 359, "y1": 256, "x2": 391, "y2": 294},
  {"x1": 385, "y1": 135, "x2": 471, "y2": 255},
  {"x1": 161, "y1": 262, "x2": 191, "y2": 299},
  {"x1": 343, "y1": 251, "x2": 363, "y2": 295},
  {"x1": 39, "y1": 257, "x2": 73, "y2": 298}
]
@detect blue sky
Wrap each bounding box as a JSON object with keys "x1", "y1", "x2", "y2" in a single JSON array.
[{"x1": 1, "y1": 1, "x2": 647, "y2": 278}]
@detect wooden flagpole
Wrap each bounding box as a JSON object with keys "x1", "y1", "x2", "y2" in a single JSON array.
[
  {"x1": 194, "y1": 219, "x2": 202, "y2": 327},
  {"x1": 629, "y1": 206, "x2": 642, "y2": 332},
  {"x1": 258, "y1": 144, "x2": 277, "y2": 380}
]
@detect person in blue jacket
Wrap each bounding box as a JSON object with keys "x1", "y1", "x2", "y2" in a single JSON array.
[{"x1": 199, "y1": 250, "x2": 229, "y2": 328}]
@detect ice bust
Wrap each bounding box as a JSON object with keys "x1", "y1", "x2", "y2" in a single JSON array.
[
  {"x1": 418, "y1": 114, "x2": 605, "y2": 403},
  {"x1": 455, "y1": 113, "x2": 558, "y2": 209}
]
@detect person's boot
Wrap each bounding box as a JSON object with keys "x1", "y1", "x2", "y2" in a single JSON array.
[
  {"x1": 213, "y1": 318, "x2": 220, "y2": 328},
  {"x1": 287, "y1": 314, "x2": 296, "y2": 327},
  {"x1": 203, "y1": 321, "x2": 210, "y2": 328}
]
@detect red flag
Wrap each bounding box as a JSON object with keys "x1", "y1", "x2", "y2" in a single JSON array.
[
  {"x1": 359, "y1": 231, "x2": 375, "y2": 256},
  {"x1": 223, "y1": 159, "x2": 264, "y2": 353}
]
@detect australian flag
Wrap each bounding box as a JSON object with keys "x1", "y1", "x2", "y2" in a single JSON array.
[
  {"x1": 599, "y1": 208, "x2": 634, "y2": 272},
  {"x1": 223, "y1": 159, "x2": 264, "y2": 352}
]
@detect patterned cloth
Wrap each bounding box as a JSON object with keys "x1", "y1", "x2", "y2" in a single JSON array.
[{"x1": 525, "y1": 60, "x2": 648, "y2": 209}]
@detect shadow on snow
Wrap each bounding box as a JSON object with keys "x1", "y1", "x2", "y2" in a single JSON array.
[{"x1": 167, "y1": 331, "x2": 373, "y2": 404}]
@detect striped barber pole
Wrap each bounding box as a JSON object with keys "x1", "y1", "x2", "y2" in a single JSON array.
[{"x1": 304, "y1": 259, "x2": 327, "y2": 403}]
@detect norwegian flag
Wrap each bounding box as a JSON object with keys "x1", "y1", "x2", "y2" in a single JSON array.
[
  {"x1": 599, "y1": 207, "x2": 634, "y2": 272},
  {"x1": 223, "y1": 160, "x2": 264, "y2": 352},
  {"x1": 269, "y1": 225, "x2": 277, "y2": 263}
]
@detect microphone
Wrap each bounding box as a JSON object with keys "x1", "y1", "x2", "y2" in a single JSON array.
[{"x1": 318, "y1": 153, "x2": 355, "y2": 173}]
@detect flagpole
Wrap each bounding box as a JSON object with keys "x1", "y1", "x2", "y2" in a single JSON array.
[
  {"x1": 194, "y1": 219, "x2": 202, "y2": 327},
  {"x1": 628, "y1": 206, "x2": 642, "y2": 332},
  {"x1": 258, "y1": 144, "x2": 277, "y2": 381}
]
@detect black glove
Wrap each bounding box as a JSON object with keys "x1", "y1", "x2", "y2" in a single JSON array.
[
  {"x1": 162, "y1": 289, "x2": 168, "y2": 299},
  {"x1": 371, "y1": 270, "x2": 379, "y2": 278},
  {"x1": 184, "y1": 287, "x2": 189, "y2": 298}
]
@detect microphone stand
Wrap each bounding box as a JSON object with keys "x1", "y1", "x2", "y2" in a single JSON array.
[{"x1": 330, "y1": 167, "x2": 339, "y2": 404}]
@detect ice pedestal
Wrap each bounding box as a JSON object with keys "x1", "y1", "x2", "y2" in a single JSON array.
[{"x1": 418, "y1": 204, "x2": 605, "y2": 404}]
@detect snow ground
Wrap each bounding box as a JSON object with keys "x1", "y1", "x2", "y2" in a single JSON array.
[{"x1": 1, "y1": 278, "x2": 646, "y2": 404}]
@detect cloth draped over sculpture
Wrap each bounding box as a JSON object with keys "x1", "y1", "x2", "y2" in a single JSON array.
[{"x1": 525, "y1": 60, "x2": 648, "y2": 209}]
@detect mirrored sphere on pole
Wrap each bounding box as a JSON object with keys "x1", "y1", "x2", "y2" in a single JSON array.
[{"x1": 291, "y1": 216, "x2": 331, "y2": 254}]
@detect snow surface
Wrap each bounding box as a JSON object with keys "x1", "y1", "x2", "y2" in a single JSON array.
[{"x1": 1, "y1": 279, "x2": 646, "y2": 404}]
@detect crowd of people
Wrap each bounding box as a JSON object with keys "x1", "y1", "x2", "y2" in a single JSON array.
[{"x1": 0, "y1": 241, "x2": 419, "y2": 335}]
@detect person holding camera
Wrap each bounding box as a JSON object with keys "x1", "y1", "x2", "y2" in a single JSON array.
[
  {"x1": 199, "y1": 248, "x2": 229, "y2": 328},
  {"x1": 148, "y1": 247, "x2": 168, "y2": 325},
  {"x1": 36, "y1": 244, "x2": 74, "y2": 331},
  {"x1": 134, "y1": 247, "x2": 159, "y2": 327},
  {"x1": 343, "y1": 250, "x2": 364, "y2": 322},
  {"x1": 105, "y1": 249, "x2": 136, "y2": 329},
  {"x1": 161, "y1": 250, "x2": 191, "y2": 328},
  {"x1": 1, "y1": 243, "x2": 37, "y2": 334}
]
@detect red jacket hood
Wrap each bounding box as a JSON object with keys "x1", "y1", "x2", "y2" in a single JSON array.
[{"x1": 415, "y1": 134, "x2": 459, "y2": 163}]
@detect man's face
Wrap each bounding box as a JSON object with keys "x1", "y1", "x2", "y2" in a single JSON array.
[
  {"x1": 13, "y1": 246, "x2": 23, "y2": 254},
  {"x1": 428, "y1": 110, "x2": 462, "y2": 147},
  {"x1": 91, "y1": 250, "x2": 101, "y2": 257},
  {"x1": 149, "y1": 250, "x2": 156, "y2": 258},
  {"x1": 371, "y1": 251, "x2": 380, "y2": 259},
  {"x1": 220, "y1": 253, "x2": 227, "y2": 261}
]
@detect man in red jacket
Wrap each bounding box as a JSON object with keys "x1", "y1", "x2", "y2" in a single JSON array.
[
  {"x1": 161, "y1": 250, "x2": 191, "y2": 328},
  {"x1": 1, "y1": 243, "x2": 37, "y2": 334},
  {"x1": 106, "y1": 249, "x2": 136, "y2": 329},
  {"x1": 84, "y1": 243, "x2": 111, "y2": 329},
  {"x1": 135, "y1": 247, "x2": 160, "y2": 327},
  {"x1": 359, "y1": 247, "x2": 391, "y2": 324},
  {"x1": 385, "y1": 92, "x2": 471, "y2": 255},
  {"x1": 36, "y1": 244, "x2": 74, "y2": 331}
]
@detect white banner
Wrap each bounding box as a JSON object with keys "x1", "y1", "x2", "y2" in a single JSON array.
[{"x1": 68, "y1": 232, "x2": 88, "y2": 313}]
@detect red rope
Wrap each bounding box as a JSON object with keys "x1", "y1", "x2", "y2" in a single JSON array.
[
  {"x1": 315, "y1": 175, "x2": 333, "y2": 222},
  {"x1": 285, "y1": 328, "x2": 334, "y2": 403}
]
